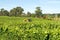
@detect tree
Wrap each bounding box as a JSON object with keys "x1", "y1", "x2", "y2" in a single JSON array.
[
  {"x1": 35, "y1": 7, "x2": 42, "y2": 17},
  {"x1": 0, "y1": 8, "x2": 4, "y2": 16},
  {"x1": 9, "y1": 8, "x2": 16, "y2": 16},
  {"x1": 4, "y1": 10, "x2": 9, "y2": 16},
  {"x1": 0, "y1": 8, "x2": 9, "y2": 16},
  {"x1": 10, "y1": 7, "x2": 24, "y2": 16},
  {"x1": 27, "y1": 12, "x2": 31, "y2": 17}
]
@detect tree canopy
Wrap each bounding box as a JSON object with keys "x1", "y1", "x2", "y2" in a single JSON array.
[{"x1": 35, "y1": 7, "x2": 42, "y2": 17}]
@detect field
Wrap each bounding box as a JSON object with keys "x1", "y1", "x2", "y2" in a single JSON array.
[{"x1": 0, "y1": 16, "x2": 60, "y2": 40}]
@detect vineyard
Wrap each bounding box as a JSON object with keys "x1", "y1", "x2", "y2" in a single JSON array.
[{"x1": 0, "y1": 16, "x2": 60, "y2": 40}]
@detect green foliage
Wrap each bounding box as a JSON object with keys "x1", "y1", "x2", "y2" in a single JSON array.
[
  {"x1": 0, "y1": 16, "x2": 60, "y2": 40},
  {"x1": 35, "y1": 7, "x2": 42, "y2": 17},
  {"x1": 10, "y1": 7, "x2": 24, "y2": 16},
  {"x1": 0, "y1": 8, "x2": 9, "y2": 16},
  {"x1": 0, "y1": 6, "x2": 43, "y2": 17}
]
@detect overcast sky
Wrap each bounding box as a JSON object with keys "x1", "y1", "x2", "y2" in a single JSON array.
[{"x1": 0, "y1": 0, "x2": 60, "y2": 13}]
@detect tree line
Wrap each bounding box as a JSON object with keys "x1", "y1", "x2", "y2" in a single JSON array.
[
  {"x1": 0, "y1": 7, "x2": 42, "y2": 17},
  {"x1": 0, "y1": 6, "x2": 60, "y2": 18}
]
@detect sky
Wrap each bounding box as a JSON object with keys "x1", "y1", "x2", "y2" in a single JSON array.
[{"x1": 0, "y1": 0, "x2": 60, "y2": 14}]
